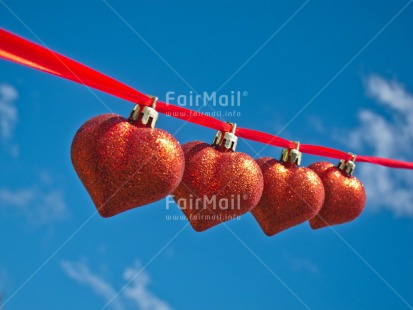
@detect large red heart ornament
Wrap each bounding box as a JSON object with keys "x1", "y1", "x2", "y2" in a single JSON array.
[{"x1": 71, "y1": 113, "x2": 185, "y2": 217}]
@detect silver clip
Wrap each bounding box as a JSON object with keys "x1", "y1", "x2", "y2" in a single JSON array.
[
  {"x1": 129, "y1": 104, "x2": 141, "y2": 121},
  {"x1": 129, "y1": 95, "x2": 159, "y2": 128},
  {"x1": 140, "y1": 95, "x2": 159, "y2": 128},
  {"x1": 212, "y1": 131, "x2": 223, "y2": 146},
  {"x1": 212, "y1": 122, "x2": 238, "y2": 152},
  {"x1": 281, "y1": 141, "x2": 302, "y2": 166},
  {"x1": 338, "y1": 152, "x2": 357, "y2": 176}
]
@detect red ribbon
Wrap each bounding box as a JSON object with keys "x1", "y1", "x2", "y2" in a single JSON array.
[{"x1": 1, "y1": 28, "x2": 412, "y2": 170}]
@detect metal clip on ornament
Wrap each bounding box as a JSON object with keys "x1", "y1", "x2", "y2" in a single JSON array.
[
  {"x1": 212, "y1": 122, "x2": 238, "y2": 152},
  {"x1": 338, "y1": 152, "x2": 357, "y2": 176},
  {"x1": 281, "y1": 141, "x2": 302, "y2": 166},
  {"x1": 129, "y1": 95, "x2": 159, "y2": 128}
]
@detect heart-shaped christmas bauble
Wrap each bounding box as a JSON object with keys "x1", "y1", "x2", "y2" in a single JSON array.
[
  {"x1": 251, "y1": 157, "x2": 325, "y2": 236},
  {"x1": 71, "y1": 113, "x2": 185, "y2": 217},
  {"x1": 172, "y1": 141, "x2": 264, "y2": 232},
  {"x1": 308, "y1": 161, "x2": 366, "y2": 229}
]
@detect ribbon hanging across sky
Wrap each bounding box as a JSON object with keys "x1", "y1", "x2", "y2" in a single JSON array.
[{"x1": 1, "y1": 28, "x2": 412, "y2": 170}]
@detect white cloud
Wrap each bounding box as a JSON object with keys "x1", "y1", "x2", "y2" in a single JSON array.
[
  {"x1": 123, "y1": 262, "x2": 172, "y2": 310},
  {"x1": 0, "y1": 83, "x2": 18, "y2": 139},
  {"x1": 61, "y1": 261, "x2": 124, "y2": 310},
  {"x1": 291, "y1": 258, "x2": 319, "y2": 275},
  {"x1": 0, "y1": 173, "x2": 69, "y2": 225},
  {"x1": 284, "y1": 253, "x2": 320, "y2": 275},
  {"x1": 0, "y1": 84, "x2": 68, "y2": 224},
  {"x1": 348, "y1": 75, "x2": 413, "y2": 217},
  {"x1": 61, "y1": 260, "x2": 172, "y2": 310},
  {"x1": 0, "y1": 188, "x2": 35, "y2": 207}
]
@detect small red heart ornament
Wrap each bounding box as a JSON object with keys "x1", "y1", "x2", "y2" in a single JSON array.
[
  {"x1": 251, "y1": 157, "x2": 325, "y2": 236},
  {"x1": 71, "y1": 111, "x2": 185, "y2": 217},
  {"x1": 308, "y1": 161, "x2": 366, "y2": 229},
  {"x1": 172, "y1": 140, "x2": 264, "y2": 232}
]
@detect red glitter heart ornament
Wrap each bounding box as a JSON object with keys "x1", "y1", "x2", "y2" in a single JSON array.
[
  {"x1": 173, "y1": 125, "x2": 264, "y2": 232},
  {"x1": 251, "y1": 147, "x2": 325, "y2": 236},
  {"x1": 71, "y1": 103, "x2": 185, "y2": 217},
  {"x1": 308, "y1": 160, "x2": 366, "y2": 229}
]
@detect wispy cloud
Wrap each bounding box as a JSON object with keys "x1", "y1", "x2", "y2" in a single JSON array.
[
  {"x1": 0, "y1": 83, "x2": 18, "y2": 140},
  {"x1": 61, "y1": 261, "x2": 124, "y2": 310},
  {"x1": 61, "y1": 260, "x2": 172, "y2": 310},
  {"x1": 0, "y1": 173, "x2": 69, "y2": 225},
  {"x1": 123, "y1": 261, "x2": 172, "y2": 310},
  {"x1": 0, "y1": 83, "x2": 19, "y2": 157},
  {"x1": 284, "y1": 253, "x2": 320, "y2": 275},
  {"x1": 348, "y1": 74, "x2": 413, "y2": 217},
  {"x1": 0, "y1": 84, "x2": 68, "y2": 224}
]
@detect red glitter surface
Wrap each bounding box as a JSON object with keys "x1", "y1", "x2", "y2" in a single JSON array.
[
  {"x1": 307, "y1": 161, "x2": 334, "y2": 176},
  {"x1": 251, "y1": 157, "x2": 325, "y2": 236},
  {"x1": 308, "y1": 161, "x2": 366, "y2": 229},
  {"x1": 71, "y1": 113, "x2": 185, "y2": 217},
  {"x1": 173, "y1": 141, "x2": 264, "y2": 232}
]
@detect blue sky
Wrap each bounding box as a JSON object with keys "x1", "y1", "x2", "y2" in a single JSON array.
[{"x1": 1, "y1": 0, "x2": 413, "y2": 309}]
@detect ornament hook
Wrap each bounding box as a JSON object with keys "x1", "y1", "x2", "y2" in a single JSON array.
[
  {"x1": 281, "y1": 141, "x2": 302, "y2": 166},
  {"x1": 212, "y1": 122, "x2": 238, "y2": 152},
  {"x1": 149, "y1": 95, "x2": 158, "y2": 109},
  {"x1": 129, "y1": 95, "x2": 159, "y2": 128},
  {"x1": 338, "y1": 152, "x2": 357, "y2": 176}
]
